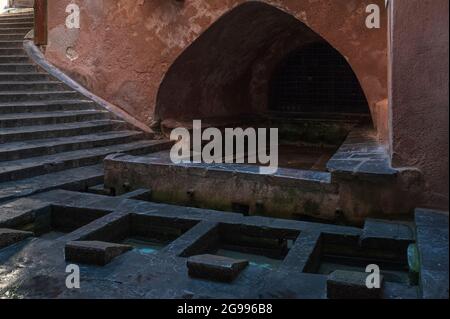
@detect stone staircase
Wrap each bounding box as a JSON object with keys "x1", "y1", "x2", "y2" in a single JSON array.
[{"x1": 0, "y1": 12, "x2": 170, "y2": 203}]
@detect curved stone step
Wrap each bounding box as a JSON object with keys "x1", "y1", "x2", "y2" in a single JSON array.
[
  {"x1": 0, "y1": 164, "x2": 105, "y2": 203},
  {"x1": 0, "y1": 130, "x2": 144, "y2": 161},
  {"x1": 0, "y1": 48, "x2": 26, "y2": 55},
  {"x1": 0, "y1": 17, "x2": 33, "y2": 23},
  {"x1": 0, "y1": 22, "x2": 33, "y2": 29},
  {"x1": 0, "y1": 120, "x2": 127, "y2": 143},
  {"x1": 0, "y1": 14, "x2": 33, "y2": 19},
  {"x1": 0, "y1": 99, "x2": 97, "y2": 114},
  {"x1": 0, "y1": 28, "x2": 30, "y2": 35},
  {"x1": 0, "y1": 90, "x2": 83, "y2": 103},
  {"x1": 0, "y1": 33, "x2": 29, "y2": 40},
  {"x1": 0, "y1": 40, "x2": 28, "y2": 48},
  {"x1": 0, "y1": 139, "x2": 172, "y2": 182},
  {"x1": 0, "y1": 72, "x2": 53, "y2": 81},
  {"x1": 0, "y1": 63, "x2": 37, "y2": 72},
  {"x1": 0, "y1": 81, "x2": 68, "y2": 91},
  {"x1": 0, "y1": 55, "x2": 29, "y2": 63},
  {"x1": 0, "y1": 109, "x2": 110, "y2": 128}
]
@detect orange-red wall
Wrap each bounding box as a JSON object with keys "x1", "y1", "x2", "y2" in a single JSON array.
[
  {"x1": 389, "y1": 0, "x2": 449, "y2": 210},
  {"x1": 44, "y1": 0, "x2": 388, "y2": 133}
]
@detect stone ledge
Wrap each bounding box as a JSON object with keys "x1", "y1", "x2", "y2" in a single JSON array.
[
  {"x1": 0, "y1": 228, "x2": 33, "y2": 249},
  {"x1": 327, "y1": 270, "x2": 384, "y2": 299},
  {"x1": 415, "y1": 209, "x2": 449, "y2": 299},
  {"x1": 361, "y1": 219, "x2": 415, "y2": 250},
  {"x1": 65, "y1": 241, "x2": 132, "y2": 266},
  {"x1": 187, "y1": 254, "x2": 249, "y2": 283},
  {"x1": 119, "y1": 188, "x2": 152, "y2": 201},
  {"x1": 327, "y1": 127, "x2": 397, "y2": 180}
]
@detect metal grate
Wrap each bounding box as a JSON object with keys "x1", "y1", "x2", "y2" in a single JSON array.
[{"x1": 270, "y1": 42, "x2": 369, "y2": 114}]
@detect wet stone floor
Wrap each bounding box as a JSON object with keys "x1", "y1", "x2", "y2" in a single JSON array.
[{"x1": 0, "y1": 189, "x2": 440, "y2": 299}]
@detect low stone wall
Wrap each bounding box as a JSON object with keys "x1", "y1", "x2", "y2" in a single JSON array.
[
  {"x1": 104, "y1": 153, "x2": 340, "y2": 222},
  {"x1": 104, "y1": 128, "x2": 424, "y2": 225},
  {"x1": 327, "y1": 127, "x2": 425, "y2": 221}
]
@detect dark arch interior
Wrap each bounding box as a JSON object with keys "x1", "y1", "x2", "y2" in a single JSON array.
[
  {"x1": 155, "y1": 2, "x2": 373, "y2": 172},
  {"x1": 270, "y1": 42, "x2": 370, "y2": 115}
]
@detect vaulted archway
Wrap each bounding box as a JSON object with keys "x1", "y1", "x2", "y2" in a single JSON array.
[{"x1": 155, "y1": 1, "x2": 372, "y2": 130}]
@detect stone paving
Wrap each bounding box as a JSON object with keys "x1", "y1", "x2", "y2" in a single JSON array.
[{"x1": 0, "y1": 189, "x2": 446, "y2": 299}]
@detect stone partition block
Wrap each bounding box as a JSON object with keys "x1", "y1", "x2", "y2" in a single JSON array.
[
  {"x1": 65, "y1": 241, "x2": 133, "y2": 266},
  {"x1": 187, "y1": 254, "x2": 249, "y2": 283},
  {"x1": 327, "y1": 270, "x2": 384, "y2": 299},
  {"x1": 0, "y1": 228, "x2": 33, "y2": 249},
  {"x1": 361, "y1": 219, "x2": 415, "y2": 251}
]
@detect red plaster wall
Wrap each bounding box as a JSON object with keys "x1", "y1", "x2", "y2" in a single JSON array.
[
  {"x1": 389, "y1": 0, "x2": 449, "y2": 211},
  {"x1": 44, "y1": 0, "x2": 388, "y2": 132}
]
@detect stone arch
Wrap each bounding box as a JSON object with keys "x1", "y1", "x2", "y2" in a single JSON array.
[{"x1": 155, "y1": 1, "x2": 376, "y2": 130}]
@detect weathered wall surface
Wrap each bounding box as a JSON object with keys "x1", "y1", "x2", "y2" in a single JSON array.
[
  {"x1": 44, "y1": 0, "x2": 388, "y2": 133},
  {"x1": 389, "y1": 0, "x2": 449, "y2": 210}
]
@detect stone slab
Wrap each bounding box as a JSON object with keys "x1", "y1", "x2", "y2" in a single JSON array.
[
  {"x1": 326, "y1": 127, "x2": 397, "y2": 178},
  {"x1": 65, "y1": 240, "x2": 132, "y2": 266},
  {"x1": 361, "y1": 219, "x2": 415, "y2": 251},
  {"x1": 415, "y1": 209, "x2": 449, "y2": 299},
  {"x1": 327, "y1": 270, "x2": 384, "y2": 299},
  {"x1": 0, "y1": 228, "x2": 33, "y2": 249},
  {"x1": 187, "y1": 254, "x2": 249, "y2": 283},
  {"x1": 119, "y1": 188, "x2": 152, "y2": 201}
]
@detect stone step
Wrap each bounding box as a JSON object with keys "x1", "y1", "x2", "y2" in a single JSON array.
[
  {"x1": 0, "y1": 22, "x2": 33, "y2": 29},
  {"x1": 0, "y1": 33, "x2": 28, "y2": 40},
  {"x1": 0, "y1": 63, "x2": 38, "y2": 72},
  {"x1": 0, "y1": 28, "x2": 30, "y2": 35},
  {"x1": 0, "y1": 139, "x2": 172, "y2": 183},
  {"x1": 0, "y1": 55, "x2": 29, "y2": 63},
  {"x1": 0, "y1": 40, "x2": 24, "y2": 48},
  {"x1": 0, "y1": 90, "x2": 82, "y2": 103},
  {"x1": 0, "y1": 120, "x2": 127, "y2": 143},
  {"x1": 0, "y1": 48, "x2": 26, "y2": 55},
  {"x1": 0, "y1": 164, "x2": 105, "y2": 203},
  {"x1": 0, "y1": 81, "x2": 68, "y2": 91},
  {"x1": 0, "y1": 109, "x2": 110, "y2": 128},
  {"x1": 0, "y1": 99, "x2": 97, "y2": 114},
  {"x1": 0, "y1": 14, "x2": 34, "y2": 19},
  {"x1": 0, "y1": 130, "x2": 144, "y2": 162},
  {"x1": 0, "y1": 16, "x2": 33, "y2": 21},
  {"x1": 0, "y1": 17, "x2": 33, "y2": 23},
  {"x1": 0, "y1": 72, "x2": 53, "y2": 82}
]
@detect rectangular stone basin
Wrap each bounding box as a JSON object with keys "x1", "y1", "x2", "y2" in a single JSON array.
[
  {"x1": 82, "y1": 214, "x2": 199, "y2": 255},
  {"x1": 182, "y1": 223, "x2": 300, "y2": 271},
  {"x1": 305, "y1": 233, "x2": 412, "y2": 284},
  {"x1": 19, "y1": 206, "x2": 109, "y2": 239}
]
